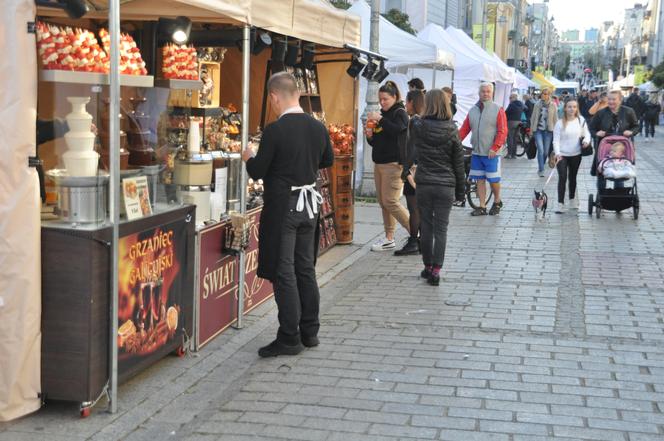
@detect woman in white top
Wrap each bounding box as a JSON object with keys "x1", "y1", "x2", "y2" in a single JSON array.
[{"x1": 552, "y1": 99, "x2": 592, "y2": 213}]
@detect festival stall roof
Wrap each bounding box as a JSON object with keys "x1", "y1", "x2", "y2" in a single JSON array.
[
  {"x1": 531, "y1": 71, "x2": 555, "y2": 90},
  {"x1": 640, "y1": 81, "x2": 660, "y2": 92},
  {"x1": 548, "y1": 76, "x2": 579, "y2": 91},
  {"x1": 445, "y1": 26, "x2": 515, "y2": 84},
  {"x1": 347, "y1": 1, "x2": 454, "y2": 70},
  {"x1": 40, "y1": 0, "x2": 361, "y2": 48},
  {"x1": 514, "y1": 69, "x2": 537, "y2": 90}
]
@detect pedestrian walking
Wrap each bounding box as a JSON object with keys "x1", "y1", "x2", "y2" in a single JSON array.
[
  {"x1": 524, "y1": 94, "x2": 535, "y2": 122},
  {"x1": 582, "y1": 89, "x2": 598, "y2": 119},
  {"x1": 552, "y1": 99, "x2": 592, "y2": 213},
  {"x1": 506, "y1": 93, "x2": 525, "y2": 159},
  {"x1": 395, "y1": 89, "x2": 425, "y2": 256},
  {"x1": 625, "y1": 87, "x2": 646, "y2": 135},
  {"x1": 643, "y1": 96, "x2": 661, "y2": 141},
  {"x1": 458, "y1": 82, "x2": 507, "y2": 216},
  {"x1": 589, "y1": 92, "x2": 608, "y2": 116},
  {"x1": 408, "y1": 89, "x2": 465, "y2": 286},
  {"x1": 243, "y1": 72, "x2": 334, "y2": 357},
  {"x1": 365, "y1": 81, "x2": 411, "y2": 251},
  {"x1": 589, "y1": 90, "x2": 640, "y2": 176},
  {"x1": 442, "y1": 86, "x2": 457, "y2": 116},
  {"x1": 530, "y1": 87, "x2": 558, "y2": 177},
  {"x1": 408, "y1": 77, "x2": 425, "y2": 92}
]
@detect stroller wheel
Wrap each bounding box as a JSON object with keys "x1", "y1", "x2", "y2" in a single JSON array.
[
  {"x1": 596, "y1": 205, "x2": 601, "y2": 219},
  {"x1": 634, "y1": 196, "x2": 639, "y2": 220},
  {"x1": 588, "y1": 194, "x2": 594, "y2": 215}
]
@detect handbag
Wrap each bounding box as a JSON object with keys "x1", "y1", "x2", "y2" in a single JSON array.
[
  {"x1": 526, "y1": 136, "x2": 537, "y2": 159},
  {"x1": 579, "y1": 118, "x2": 593, "y2": 157}
]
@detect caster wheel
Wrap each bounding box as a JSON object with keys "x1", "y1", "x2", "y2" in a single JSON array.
[
  {"x1": 596, "y1": 207, "x2": 601, "y2": 219},
  {"x1": 174, "y1": 346, "x2": 186, "y2": 358},
  {"x1": 588, "y1": 194, "x2": 594, "y2": 215},
  {"x1": 80, "y1": 407, "x2": 91, "y2": 418}
]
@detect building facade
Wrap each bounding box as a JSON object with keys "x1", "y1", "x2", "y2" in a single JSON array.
[
  {"x1": 562, "y1": 29, "x2": 580, "y2": 42},
  {"x1": 381, "y1": 0, "x2": 463, "y2": 30}
]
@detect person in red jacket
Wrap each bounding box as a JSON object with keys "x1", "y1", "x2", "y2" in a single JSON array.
[{"x1": 458, "y1": 82, "x2": 507, "y2": 216}]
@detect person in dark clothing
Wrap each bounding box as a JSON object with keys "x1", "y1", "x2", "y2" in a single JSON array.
[
  {"x1": 365, "y1": 81, "x2": 411, "y2": 252},
  {"x1": 505, "y1": 93, "x2": 525, "y2": 159},
  {"x1": 395, "y1": 89, "x2": 425, "y2": 256},
  {"x1": 407, "y1": 89, "x2": 465, "y2": 286},
  {"x1": 582, "y1": 89, "x2": 598, "y2": 119},
  {"x1": 578, "y1": 89, "x2": 588, "y2": 114},
  {"x1": 408, "y1": 78, "x2": 425, "y2": 91},
  {"x1": 523, "y1": 94, "x2": 535, "y2": 122},
  {"x1": 625, "y1": 87, "x2": 646, "y2": 135},
  {"x1": 589, "y1": 90, "x2": 639, "y2": 176},
  {"x1": 643, "y1": 96, "x2": 662, "y2": 140},
  {"x1": 243, "y1": 72, "x2": 334, "y2": 357},
  {"x1": 442, "y1": 87, "x2": 457, "y2": 116}
]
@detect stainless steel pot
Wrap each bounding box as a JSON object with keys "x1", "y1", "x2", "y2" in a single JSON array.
[{"x1": 47, "y1": 170, "x2": 109, "y2": 224}]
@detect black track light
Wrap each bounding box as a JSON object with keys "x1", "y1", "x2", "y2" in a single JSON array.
[
  {"x1": 346, "y1": 55, "x2": 367, "y2": 78},
  {"x1": 253, "y1": 31, "x2": 272, "y2": 55},
  {"x1": 299, "y1": 43, "x2": 315, "y2": 69},
  {"x1": 158, "y1": 16, "x2": 192, "y2": 44},
  {"x1": 373, "y1": 60, "x2": 390, "y2": 82},
  {"x1": 285, "y1": 41, "x2": 300, "y2": 67},
  {"x1": 361, "y1": 57, "x2": 380, "y2": 80}
]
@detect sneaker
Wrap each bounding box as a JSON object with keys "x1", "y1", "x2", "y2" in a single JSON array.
[
  {"x1": 421, "y1": 266, "x2": 432, "y2": 279},
  {"x1": 489, "y1": 201, "x2": 503, "y2": 216},
  {"x1": 555, "y1": 202, "x2": 566, "y2": 214},
  {"x1": 569, "y1": 198, "x2": 579, "y2": 210},
  {"x1": 428, "y1": 273, "x2": 440, "y2": 286},
  {"x1": 538, "y1": 170, "x2": 545, "y2": 177},
  {"x1": 258, "y1": 340, "x2": 305, "y2": 358},
  {"x1": 394, "y1": 237, "x2": 420, "y2": 256},
  {"x1": 371, "y1": 238, "x2": 396, "y2": 252},
  {"x1": 470, "y1": 207, "x2": 488, "y2": 216}
]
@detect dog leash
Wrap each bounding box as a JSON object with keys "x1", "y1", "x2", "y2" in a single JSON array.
[{"x1": 542, "y1": 161, "x2": 559, "y2": 190}]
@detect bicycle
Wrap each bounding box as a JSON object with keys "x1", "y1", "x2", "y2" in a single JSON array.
[
  {"x1": 455, "y1": 148, "x2": 494, "y2": 209},
  {"x1": 514, "y1": 122, "x2": 531, "y2": 157}
]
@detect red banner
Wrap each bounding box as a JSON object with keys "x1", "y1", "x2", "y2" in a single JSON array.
[{"x1": 243, "y1": 207, "x2": 274, "y2": 313}]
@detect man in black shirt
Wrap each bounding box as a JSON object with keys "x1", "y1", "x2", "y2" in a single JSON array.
[{"x1": 243, "y1": 72, "x2": 334, "y2": 357}]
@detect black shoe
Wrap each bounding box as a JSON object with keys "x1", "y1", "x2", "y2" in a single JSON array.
[
  {"x1": 421, "y1": 268, "x2": 432, "y2": 279},
  {"x1": 471, "y1": 207, "x2": 487, "y2": 216},
  {"x1": 428, "y1": 273, "x2": 440, "y2": 286},
  {"x1": 489, "y1": 201, "x2": 503, "y2": 216},
  {"x1": 301, "y1": 335, "x2": 320, "y2": 348},
  {"x1": 258, "y1": 340, "x2": 304, "y2": 358},
  {"x1": 394, "y1": 237, "x2": 420, "y2": 256}
]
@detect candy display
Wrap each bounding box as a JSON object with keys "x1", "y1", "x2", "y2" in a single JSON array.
[
  {"x1": 37, "y1": 22, "x2": 109, "y2": 73},
  {"x1": 328, "y1": 124, "x2": 355, "y2": 156},
  {"x1": 161, "y1": 44, "x2": 199, "y2": 80},
  {"x1": 99, "y1": 29, "x2": 148, "y2": 76}
]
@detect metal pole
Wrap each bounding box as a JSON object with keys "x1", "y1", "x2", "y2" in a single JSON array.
[
  {"x1": 235, "y1": 24, "x2": 250, "y2": 329},
  {"x1": 482, "y1": 0, "x2": 488, "y2": 50},
  {"x1": 366, "y1": 0, "x2": 381, "y2": 115},
  {"x1": 432, "y1": 68, "x2": 437, "y2": 89},
  {"x1": 514, "y1": 0, "x2": 522, "y2": 70},
  {"x1": 107, "y1": 0, "x2": 120, "y2": 414}
]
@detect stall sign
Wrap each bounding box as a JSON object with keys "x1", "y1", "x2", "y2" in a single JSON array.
[
  {"x1": 243, "y1": 207, "x2": 274, "y2": 312},
  {"x1": 117, "y1": 218, "x2": 188, "y2": 376},
  {"x1": 198, "y1": 223, "x2": 239, "y2": 346},
  {"x1": 123, "y1": 176, "x2": 152, "y2": 220}
]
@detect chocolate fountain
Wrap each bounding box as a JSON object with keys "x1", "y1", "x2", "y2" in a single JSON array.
[
  {"x1": 98, "y1": 97, "x2": 129, "y2": 170},
  {"x1": 126, "y1": 96, "x2": 156, "y2": 166}
]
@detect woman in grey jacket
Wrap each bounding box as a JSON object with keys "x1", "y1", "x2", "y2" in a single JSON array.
[
  {"x1": 530, "y1": 88, "x2": 559, "y2": 176},
  {"x1": 408, "y1": 89, "x2": 465, "y2": 286}
]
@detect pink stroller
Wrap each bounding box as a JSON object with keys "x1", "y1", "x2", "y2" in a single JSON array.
[{"x1": 588, "y1": 136, "x2": 639, "y2": 219}]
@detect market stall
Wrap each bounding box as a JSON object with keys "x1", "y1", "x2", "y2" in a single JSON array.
[{"x1": 0, "y1": 0, "x2": 362, "y2": 419}]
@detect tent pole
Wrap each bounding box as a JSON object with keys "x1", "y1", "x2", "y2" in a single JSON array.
[
  {"x1": 432, "y1": 68, "x2": 437, "y2": 89},
  {"x1": 107, "y1": 0, "x2": 120, "y2": 414},
  {"x1": 236, "y1": 24, "x2": 250, "y2": 329}
]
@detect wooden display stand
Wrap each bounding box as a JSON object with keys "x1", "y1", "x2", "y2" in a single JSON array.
[{"x1": 330, "y1": 155, "x2": 354, "y2": 244}]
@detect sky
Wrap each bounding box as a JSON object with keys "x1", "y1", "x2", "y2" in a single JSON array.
[{"x1": 545, "y1": 0, "x2": 638, "y2": 33}]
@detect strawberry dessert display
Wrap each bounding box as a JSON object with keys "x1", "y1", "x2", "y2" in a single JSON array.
[
  {"x1": 328, "y1": 124, "x2": 355, "y2": 156},
  {"x1": 36, "y1": 22, "x2": 109, "y2": 72},
  {"x1": 161, "y1": 44, "x2": 199, "y2": 80},
  {"x1": 99, "y1": 29, "x2": 148, "y2": 76}
]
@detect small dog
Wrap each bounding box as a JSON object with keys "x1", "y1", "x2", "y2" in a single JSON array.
[{"x1": 532, "y1": 190, "x2": 548, "y2": 221}]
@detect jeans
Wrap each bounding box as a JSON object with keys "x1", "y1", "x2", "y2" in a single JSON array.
[
  {"x1": 645, "y1": 117, "x2": 656, "y2": 137},
  {"x1": 534, "y1": 130, "x2": 553, "y2": 173},
  {"x1": 417, "y1": 185, "x2": 454, "y2": 267},
  {"x1": 374, "y1": 163, "x2": 410, "y2": 236},
  {"x1": 273, "y1": 195, "x2": 321, "y2": 345},
  {"x1": 556, "y1": 155, "x2": 582, "y2": 203},
  {"x1": 507, "y1": 120, "x2": 521, "y2": 157}
]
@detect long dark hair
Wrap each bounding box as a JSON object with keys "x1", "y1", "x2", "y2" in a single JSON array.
[
  {"x1": 379, "y1": 80, "x2": 402, "y2": 102},
  {"x1": 406, "y1": 90, "x2": 425, "y2": 115}
]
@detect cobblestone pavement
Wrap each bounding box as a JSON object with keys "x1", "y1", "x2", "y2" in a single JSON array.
[{"x1": 3, "y1": 133, "x2": 664, "y2": 441}]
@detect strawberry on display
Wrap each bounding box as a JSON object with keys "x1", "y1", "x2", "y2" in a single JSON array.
[{"x1": 161, "y1": 44, "x2": 199, "y2": 80}]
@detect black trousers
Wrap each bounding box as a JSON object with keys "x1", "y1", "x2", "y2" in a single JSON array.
[
  {"x1": 507, "y1": 120, "x2": 521, "y2": 157},
  {"x1": 556, "y1": 154, "x2": 582, "y2": 203},
  {"x1": 273, "y1": 194, "x2": 320, "y2": 345},
  {"x1": 644, "y1": 117, "x2": 657, "y2": 137},
  {"x1": 417, "y1": 184, "x2": 454, "y2": 267}
]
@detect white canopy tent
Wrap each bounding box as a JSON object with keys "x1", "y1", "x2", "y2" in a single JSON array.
[
  {"x1": 514, "y1": 70, "x2": 537, "y2": 91},
  {"x1": 444, "y1": 27, "x2": 514, "y2": 109},
  {"x1": 549, "y1": 76, "x2": 580, "y2": 93},
  {"x1": 347, "y1": 1, "x2": 455, "y2": 192}
]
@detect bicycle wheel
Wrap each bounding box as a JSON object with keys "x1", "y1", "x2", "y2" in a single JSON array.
[
  {"x1": 515, "y1": 132, "x2": 528, "y2": 157},
  {"x1": 466, "y1": 179, "x2": 494, "y2": 209}
]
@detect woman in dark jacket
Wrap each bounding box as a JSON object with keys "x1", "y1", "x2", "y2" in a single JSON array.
[
  {"x1": 395, "y1": 89, "x2": 425, "y2": 256},
  {"x1": 365, "y1": 81, "x2": 411, "y2": 252},
  {"x1": 408, "y1": 89, "x2": 465, "y2": 286},
  {"x1": 589, "y1": 90, "x2": 639, "y2": 176},
  {"x1": 643, "y1": 96, "x2": 661, "y2": 140}
]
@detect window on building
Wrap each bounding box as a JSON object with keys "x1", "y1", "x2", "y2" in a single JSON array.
[{"x1": 386, "y1": 0, "x2": 403, "y2": 11}]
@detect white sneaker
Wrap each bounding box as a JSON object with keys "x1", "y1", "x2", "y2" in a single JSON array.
[
  {"x1": 569, "y1": 198, "x2": 579, "y2": 210},
  {"x1": 555, "y1": 202, "x2": 566, "y2": 213},
  {"x1": 539, "y1": 171, "x2": 545, "y2": 177},
  {"x1": 371, "y1": 238, "x2": 396, "y2": 252}
]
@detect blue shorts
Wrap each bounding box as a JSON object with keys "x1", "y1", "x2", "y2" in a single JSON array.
[{"x1": 469, "y1": 155, "x2": 501, "y2": 183}]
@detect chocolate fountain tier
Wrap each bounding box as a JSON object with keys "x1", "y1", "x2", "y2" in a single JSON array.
[
  {"x1": 126, "y1": 113, "x2": 150, "y2": 132},
  {"x1": 128, "y1": 149, "x2": 156, "y2": 166},
  {"x1": 127, "y1": 130, "x2": 152, "y2": 150}
]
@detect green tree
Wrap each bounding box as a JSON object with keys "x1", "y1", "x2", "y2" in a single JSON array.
[
  {"x1": 330, "y1": 0, "x2": 351, "y2": 9},
  {"x1": 651, "y1": 61, "x2": 664, "y2": 88},
  {"x1": 382, "y1": 9, "x2": 416, "y2": 35}
]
